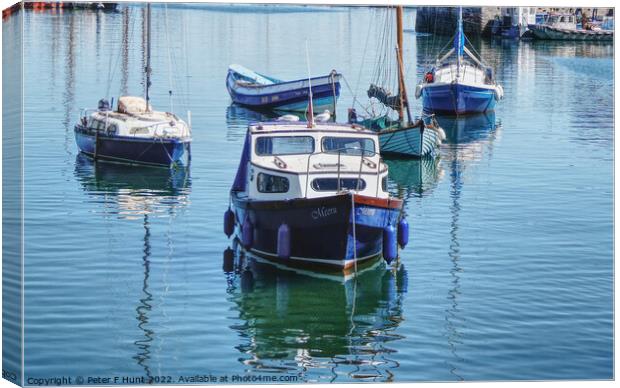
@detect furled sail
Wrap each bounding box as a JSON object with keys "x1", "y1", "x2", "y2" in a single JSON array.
[{"x1": 367, "y1": 84, "x2": 403, "y2": 112}]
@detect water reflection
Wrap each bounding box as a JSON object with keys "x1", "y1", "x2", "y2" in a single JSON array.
[
  {"x1": 225, "y1": 104, "x2": 279, "y2": 142},
  {"x1": 437, "y1": 112, "x2": 501, "y2": 166},
  {"x1": 437, "y1": 112, "x2": 501, "y2": 380},
  {"x1": 73, "y1": 154, "x2": 191, "y2": 219},
  {"x1": 73, "y1": 155, "x2": 191, "y2": 379},
  {"x1": 445, "y1": 153, "x2": 464, "y2": 381},
  {"x1": 384, "y1": 157, "x2": 443, "y2": 200},
  {"x1": 134, "y1": 213, "x2": 154, "y2": 381},
  {"x1": 224, "y1": 249, "x2": 407, "y2": 382}
]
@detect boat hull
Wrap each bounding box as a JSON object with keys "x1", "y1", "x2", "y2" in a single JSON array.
[
  {"x1": 421, "y1": 83, "x2": 498, "y2": 115},
  {"x1": 231, "y1": 192, "x2": 403, "y2": 273},
  {"x1": 527, "y1": 24, "x2": 614, "y2": 41},
  {"x1": 226, "y1": 70, "x2": 341, "y2": 113},
  {"x1": 378, "y1": 125, "x2": 440, "y2": 158},
  {"x1": 74, "y1": 125, "x2": 189, "y2": 167}
]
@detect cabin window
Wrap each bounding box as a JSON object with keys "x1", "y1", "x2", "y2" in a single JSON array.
[
  {"x1": 255, "y1": 136, "x2": 314, "y2": 156},
  {"x1": 322, "y1": 137, "x2": 375, "y2": 156},
  {"x1": 311, "y1": 178, "x2": 366, "y2": 192},
  {"x1": 257, "y1": 172, "x2": 289, "y2": 193},
  {"x1": 381, "y1": 176, "x2": 388, "y2": 192}
]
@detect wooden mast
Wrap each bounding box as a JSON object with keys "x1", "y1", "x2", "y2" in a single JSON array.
[{"x1": 396, "y1": 6, "x2": 412, "y2": 125}]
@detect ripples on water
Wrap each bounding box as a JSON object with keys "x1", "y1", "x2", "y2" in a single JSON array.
[{"x1": 5, "y1": 4, "x2": 612, "y2": 383}]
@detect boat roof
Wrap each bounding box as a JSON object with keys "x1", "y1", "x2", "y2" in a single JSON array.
[{"x1": 248, "y1": 121, "x2": 376, "y2": 136}]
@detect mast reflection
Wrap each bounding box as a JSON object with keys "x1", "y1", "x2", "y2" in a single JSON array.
[
  {"x1": 74, "y1": 155, "x2": 191, "y2": 379},
  {"x1": 437, "y1": 112, "x2": 499, "y2": 380}
]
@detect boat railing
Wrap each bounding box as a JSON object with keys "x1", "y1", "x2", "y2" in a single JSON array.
[{"x1": 303, "y1": 147, "x2": 384, "y2": 198}]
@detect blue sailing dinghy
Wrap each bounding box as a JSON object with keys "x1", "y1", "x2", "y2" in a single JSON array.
[
  {"x1": 415, "y1": 7, "x2": 504, "y2": 115},
  {"x1": 226, "y1": 64, "x2": 342, "y2": 113},
  {"x1": 223, "y1": 118, "x2": 409, "y2": 274}
]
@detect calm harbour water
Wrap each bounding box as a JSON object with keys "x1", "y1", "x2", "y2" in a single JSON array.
[{"x1": 5, "y1": 4, "x2": 613, "y2": 383}]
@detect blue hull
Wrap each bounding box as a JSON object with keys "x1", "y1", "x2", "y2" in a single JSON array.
[
  {"x1": 74, "y1": 125, "x2": 188, "y2": 167},
  {"x1": 226, "y1": 70, "x2": 341, "y2": 113},
  {"x1": 422, "y1": 83, "x2": 497, "y2": 115},
  {"x1": 231, "y1": 192, "x2": 403, "y2": 273}
]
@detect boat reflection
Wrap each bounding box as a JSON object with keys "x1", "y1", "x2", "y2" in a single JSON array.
[
  {"x1": 224, "y1": 247, "x2": 408, "y2": 382},
  {"x1": 225, "y1": 103, "x2": 280, "y2": 142},
  {"x1": 74, "y1": 154, "x2": 191, "y2": 381},
  {"x1": 384, "y1": 156, "x2": 443, "y2": 199},
  {"x1": 437, "y1": 111, "x2": 499, "y2": 144},
  {"x1": 436, "y1": 112, "x2": 501, "y2": 163},
  {"x1": 74, "y1": 153, "x2": 191, "y2": 219}
]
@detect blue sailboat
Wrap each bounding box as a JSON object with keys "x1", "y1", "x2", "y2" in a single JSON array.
[{"x1": 415, "y1": 7, "x2": 504, "y2": 115}]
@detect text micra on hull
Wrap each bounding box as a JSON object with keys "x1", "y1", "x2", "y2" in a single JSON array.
[{"x1": 223, "y1": 119, "x2": 410, "y2": 274}]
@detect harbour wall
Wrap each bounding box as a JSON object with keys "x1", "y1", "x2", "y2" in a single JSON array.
[{"x1": 415, "y1": 6, "x2": 614, "y2": 38}]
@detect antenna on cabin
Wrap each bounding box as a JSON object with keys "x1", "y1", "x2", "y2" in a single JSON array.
[{"x1": 305, "y1": 40, "x2": 314, "y2": 128}]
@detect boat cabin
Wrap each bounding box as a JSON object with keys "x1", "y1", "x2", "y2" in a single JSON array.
[
  {"x1": 79, "y1": 96, "x2": 190, "y2": 140},
  {"x1": 545, "y1": 13, "x2": 577, "y2": 29},
  {"x1": 232, "y1": 122, "x2": 390, "y2": 201}
]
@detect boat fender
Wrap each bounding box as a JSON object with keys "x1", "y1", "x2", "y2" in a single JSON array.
[
  {"x1": 415, "y1": 84, "x2": 422, "y2": 99},
  {"x1": 436, "y1": 126, "x2": 446, "y2": 143},
  {"x1": 223, "y1": 247, "x2": 234, "y2": 273},
  {"x1": 240, "y1": 269, "x2": 254, "y2": 293},
  {"x1": 277, "y1": 223, "x2": 291, "y2": 259},
  {"x1": 428, "y1": 124, "x2": 446, "y2": 143},
  {"x1": 397, "y1": 217, "x2": 409, "y2": 248},
  {"x1": 383, "y1": 225, "x2": 398, "y2": 264},
  {"x1": 224, "y1": 208, "x2": 235, "y2": 238},
  {"x1": 494, "y1": 85, "x2": 504, "y2": 101},
  {"x1": 242, "y1": 217, "x2": 253, "y2": 249}
]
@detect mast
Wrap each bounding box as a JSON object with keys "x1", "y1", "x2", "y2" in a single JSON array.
[
  {"x1": 395, "y1": 6, "x2": 412, "y2": 125},
  {"x1": 145, "y1": 3, "x2": 152, "y2": 112},
  {"x1": 454, "y1": 7, "x2": 464, "y2": 80}
]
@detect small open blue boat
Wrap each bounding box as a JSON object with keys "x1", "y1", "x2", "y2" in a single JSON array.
[
  {"x1": 226, "y1": 64, "x2": 341, "y2": 113},
  {"x1": 223, "y1": 118, "x2": 409, "y2": 274},
  {"x1": 415, "y1": 7, "x2": 504, "y2": 115}
]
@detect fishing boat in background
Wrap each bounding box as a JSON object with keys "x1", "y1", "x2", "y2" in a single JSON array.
[
  {"x1": 415, "y1": 7, "x2": 504, "y2": 115},
  {"x1": 527, "y1": 12, "x2": 613, "y2": 40},
  {"x1": 348, "y1": 6, "x2": 444, "y2": 158},
  {"x1": 223, "y1": 114, "x2": 409, "y2": 274},
  {"x1": 226, "y1": 64, "x2": 342, "y2": 114},
  {"x1": 74, "y1": 3, "x2": 192, "y2": 167}
]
